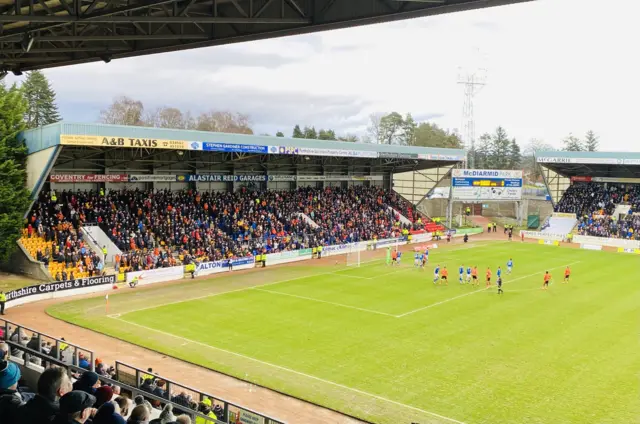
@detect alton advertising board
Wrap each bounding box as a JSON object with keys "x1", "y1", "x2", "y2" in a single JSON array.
[{"x1": 451, "y1": 169, "x2": 523, "y2": 200}]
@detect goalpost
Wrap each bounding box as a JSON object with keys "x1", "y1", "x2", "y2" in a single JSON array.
[
  {"x1": 345, "y1": 239, "x2": 400, "y2": 267},
  {"x1": 346, "y1": 242, "x2": 361, "y2": 267}
]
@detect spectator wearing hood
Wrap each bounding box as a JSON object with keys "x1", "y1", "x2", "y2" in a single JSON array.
[
  {"x1": 54, "y1": 390, "x2": 97, "y2": 424},
  {"x1": 150, "y1": 403, "x2": 176, "y2": 423},
  {"x1": 93, "y1": 401, "x2": 126, "y2": 424},
  {"x1": 0, "y1": 360, "x2": 25, "y2": 424},
  {"x1": 73, "y1": 371, "x2": 101, "y2": 395},
  {"x1": 19, "y1": 366, "x2": 73, "y2": 423}
]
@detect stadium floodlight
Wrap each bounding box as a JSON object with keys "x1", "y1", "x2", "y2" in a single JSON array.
[{"x1": 21, "y1": 33, "x2": 35, "y2": 53}]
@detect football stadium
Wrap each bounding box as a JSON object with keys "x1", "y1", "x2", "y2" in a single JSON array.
[
  {"x1": 2, "y1": 122, "x2": 639, "y2": 424},
  {"x1": 1, "y1": 1, "x2": 638, "y2": 424}
]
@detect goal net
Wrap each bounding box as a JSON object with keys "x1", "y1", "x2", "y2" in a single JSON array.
[{"x1": 346, "y1": 243, "x2": 362, "y2": 267}]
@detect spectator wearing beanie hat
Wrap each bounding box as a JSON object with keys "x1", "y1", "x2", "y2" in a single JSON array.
[
  {"x1": 93, "y1": 401, "x2": 126, "y2": 424},
  {"x1": 94, "y1": 385, "x2": 114, "y2": 408},
  {"x1": 73, "y1": 371, "x2": 101, "y2": 395},
  {"x1": 0, "y1": 360, "x2": 25, "y2": 423}
]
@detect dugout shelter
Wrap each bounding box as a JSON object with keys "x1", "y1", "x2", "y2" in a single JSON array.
[{"x1": 536, "y1": 150, "x2": 640, "y2": 208}]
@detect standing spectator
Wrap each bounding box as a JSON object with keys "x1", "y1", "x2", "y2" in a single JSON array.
[
  {"x1": 19, "y1": 366, "x2": 73, "y2": 423},
  {"x1": 0, "y1": 290, "x2": 6, "y2": 315}
]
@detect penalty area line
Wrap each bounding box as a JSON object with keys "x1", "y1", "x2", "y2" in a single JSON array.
[{"x1": 109, "y1": 316, "x2": 467, "y2": 424}]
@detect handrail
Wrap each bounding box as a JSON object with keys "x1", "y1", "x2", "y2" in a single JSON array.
[
  {"x1": 0, "y1": 319, "x2": 286, "y2": 424},
  {"x1": 2, "y1": 339, "x2": 222, "y2": 423}
]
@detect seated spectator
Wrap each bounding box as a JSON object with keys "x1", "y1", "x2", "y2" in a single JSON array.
[
  {"x1": 53, "y1": 390, "x2": 97, "y2": 424},
  {"x1": 0, "y1": 360, "x2": 25, "y2": 424},
  {"x1": 78, "y1": 353, "x2": 90, "y2": 370},
  {"x1": 149, "y1": 403, "x2": 175, "y2": 423},
  {"x1": 94, "y1": 385, "x2": 114, "y2": 409},
  {"x1": 93, "y1": 401, "x2": 126, "y2": 424},
  {"x1": 176, "y1": 415, "x2": 191, "y2": 424},
  {"x1": 72, "y1": 371, "x2": 101, "y2": 395},
  {"x1": 18, "y1": 366, "x2": 73, "y2": 423},
  {"x1": 114, "y1": 396, "x2": 130, "y2": 418},
  {"x1": 127, "y1": 404, "x2": 150, "y2": 424}
]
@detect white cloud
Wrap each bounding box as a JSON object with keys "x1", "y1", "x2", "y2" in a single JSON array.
[{"x1": 9, "y1": 0, "x2": 640, "y2": 151}]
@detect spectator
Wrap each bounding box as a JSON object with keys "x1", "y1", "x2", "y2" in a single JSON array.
[
  {"x1": 149, "y1": 403, "x2": 175, "y2": 423},
  {"x1": 53, "y1": 390, "x2": 96, "y2": 424},
  {"x1": 19, "y1": 366, "x2": 73, "y2": 423},
  {"x1": 72, "y1": 371, "x2": 101, "y2": 395},
  {"x1": 127, "y1": 404, "x2": 150, "y2": 424},
  {"x1": 0, "y1": 360, "x2": 25, "y2": 424},
  {"x1": 114, "y1": 396, "x2": 129, "y2": 417},
  {"x1": 176, "y1": 415, "x2": 191, "y2": 424},
  {"x1": 94, "y1": 385, "x2": 114, "y2": 408},
  {"x1": 93, "y1": 401, "x2": 126, "y2": 424}
]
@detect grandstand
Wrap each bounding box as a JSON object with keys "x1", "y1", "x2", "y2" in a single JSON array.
[
  {"x1": 532, "y1": 150, "x2": 640, "y2": 246},
  {"x1": 1, "y1": 121, "x2": 464, "y2": 424}
]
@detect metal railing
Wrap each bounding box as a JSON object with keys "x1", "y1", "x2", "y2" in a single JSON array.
[{"x1": 0, "y1": 319, "x2": 285, "y2": 424}]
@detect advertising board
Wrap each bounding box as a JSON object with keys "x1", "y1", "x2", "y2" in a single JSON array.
[
  {"x1": 265, "y1": 249, "x2": 313, "y2": 266},
  {"x1": 573, "y1": 235, "x2": 640, "y2": 249},
  {"x1": 551, "y1": 212, "x2": 577, "y2": 219},
  {"x1": 5, "y1": 275, "x2": 116, "y2": 307},
  {"x1": 60, "y1": 134, "x2": 197, "y2": 150},
  {"x1": 410, "y1": 233, "x2": 433, "y2": 243},
  {"x1": 128, "y1": 175, "x2": 178, "y2": 182},
  {"x1": 196, "y1": 257, "x2": 255, "y2": 276},
  {"x1": 451, "y1": 169, "x2": 523, "y2": 200},
  {"x1": 126, "y1": 266, "x2": 184, "y2": 285},
  {"x1": 50, "y1": 174, "x2": 128, "y2": 183},
  {"x1": 520, "y1": 231, "x2": 566, "y2": 241}
]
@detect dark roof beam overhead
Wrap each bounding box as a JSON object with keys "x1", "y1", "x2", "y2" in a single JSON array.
[
  {"x1": 0, "y1": 15, "x2": 309, "y2": 23},
  {"x1": 0, "y1": 0, "x2": 534, "y2": 70}
]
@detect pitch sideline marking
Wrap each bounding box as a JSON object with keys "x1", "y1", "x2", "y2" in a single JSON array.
[
  {"x1": 395, "y1": 261, "x2": 582, "y2": 318},
  {"x1": 109, "y1": 316, "x2": 467, "y2": 424},
  {"x1": 254, "y1": 288, "x2": 397, "y2": 317}
]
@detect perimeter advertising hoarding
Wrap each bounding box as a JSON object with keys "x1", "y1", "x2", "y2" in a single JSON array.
[
  {"x1": 451, "y1": 169, "x2": 523, "y2": 200},
  {"x1": 60, "y1": 135, "x2": 197, "y2": 150},
  {"x1": 50, "y1": 174, "x2": 128, "y2": 183}
]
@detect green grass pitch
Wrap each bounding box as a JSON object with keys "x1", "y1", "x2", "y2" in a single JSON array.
[{"x1": 48, "y1": 241, "x2": 640, "y2": 424}]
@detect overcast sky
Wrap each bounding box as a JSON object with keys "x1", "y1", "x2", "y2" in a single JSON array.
[{"x1": 8, "y1": 0, "x2": 640, "y2": 151}]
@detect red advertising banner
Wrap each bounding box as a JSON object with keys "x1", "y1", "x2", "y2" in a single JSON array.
[
  {"x1": 571, "y1": 176, "x2": 592, "y2": 182},
  {"x1": 49, "y1": 174, "x2": 128, "y2": 183}
]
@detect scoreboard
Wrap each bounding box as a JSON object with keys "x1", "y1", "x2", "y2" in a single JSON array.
[{"x1": 451, "y1": 169, "x2": 523, "y2": 200}]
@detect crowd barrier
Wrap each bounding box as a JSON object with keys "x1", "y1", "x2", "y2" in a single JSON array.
[{"x1": 1, "y1": 319, "x2": 284, "y2": 424}]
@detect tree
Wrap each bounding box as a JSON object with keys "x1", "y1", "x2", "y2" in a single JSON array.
[
  {"x1": 413, "y1": 122, "x2": 463, "y2": 149},
  {"x1": 508, "y1": 139, "x2": 521, "y2": 169},
  {"x1": 338, "y1": 134, "x2": 359, "y2": 142},
  {"x1": 99, "y1": 96, "x2": 145, "y2": 126},
  {"x1": 522, "y1": 138, "x2": 554, "y2": 182},
  {"x1": 276, "y1": 131, "x2": 285, "y2": 137},
  {"x1": 318, "y1": 129, "x2": 337, "y2": 140},
  {"x1": 303, "y1": 126, "x2": 317, "y2": 140},
  {"x1": 584, "y1": 130, "x2": 599, "y2": 151},
  {"x1": 366, "y1": 113, "x2": 383, "y2": 144},
  {"x1": 399, "y1": 113, "x2": 417, "y2": 145},
  {"x1": 379, "y1": 112, "x2": 405, "y2": 144},
  {"x1": 0, "y1": 82, "x2": 31, "y2": 262},
  {"x1": 195, "y1": 111, "x2": 252, "y2": 134},
  {"x1": 292, "y1": 125, "x2": 304, "y2": 138},
  {"x1": 144, "y1": 107, "x2": 189, "y2": 129},
  {"x1": 22, "y1": 71, "x2": 61, "y2": 128},
  {"x1": 563, "y1": 133, "x2": 583, "y2": 151}
]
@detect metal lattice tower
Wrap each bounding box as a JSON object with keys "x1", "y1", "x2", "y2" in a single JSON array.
[{"x1": 457, "y1": 55, "x2": 487, "y2": 169}]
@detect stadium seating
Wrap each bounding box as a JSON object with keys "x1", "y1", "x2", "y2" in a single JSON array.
[
  {"x1": 542, "y1": 216, "x2": 577, "y2": 235},
  {"x1": 22, "y1": 186, "x2": 439, "y2": 279},
  {"x1": 555, "y1": 182, "x2": 640, "y2": 239}
]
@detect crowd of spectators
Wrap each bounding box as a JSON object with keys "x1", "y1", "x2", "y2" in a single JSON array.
[
  {"x1": 555, "y1": 182, "x2": 640, "y2": 239},
  {"x1": 0, "y1": 338, "x2": 205, "y2": 423},
  {"x1": 28, "y1": 186, "x2": 430, "y2": 273}
]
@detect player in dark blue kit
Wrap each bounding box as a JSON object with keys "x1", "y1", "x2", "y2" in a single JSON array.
[
  {"x1": 459, "y1": 265, "x2": 465, "y2": 284},
  {"x1": 507, "y1": 258, "x2": 513, "y2": 274},
  {"x1": 466, "y1": 265, "x2": 472, "y2": 283}
]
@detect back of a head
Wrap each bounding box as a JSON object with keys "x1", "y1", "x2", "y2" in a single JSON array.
[
  {"x1": 127, "y1": 404, "x2": 150, "y2": 423},
  {"x1": 175, "y1": 416, "x2": 191, "y2": 424},
  {"x1": 38, "y1": 367, "x2": 71, "y2": 400}
]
